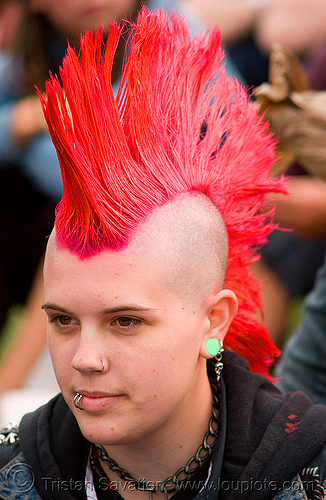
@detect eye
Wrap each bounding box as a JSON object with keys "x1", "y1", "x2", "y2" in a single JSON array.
[
  {"x1": 113, "y1": 316, "x2": 142, "y2": 330},
  {"x1": 48, "y1": 314, "x2": 77, "y2": 330},
  {"x1": 56, "y1": 315, "x2": 73, "y2": 326}
]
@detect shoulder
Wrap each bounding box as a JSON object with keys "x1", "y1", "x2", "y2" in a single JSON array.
[
  {"x1": 0, "y1": 422, "x2": 20, "y2": 467},
  {"x1": 0, "y1": 422, "x2": 41, "y2": 499},
  {"x1": 274, "y1": 445, "x2": 326, "y2": 499},
  {"x1": 300, "y1": 445, "x2": 326, "y2": 497}
]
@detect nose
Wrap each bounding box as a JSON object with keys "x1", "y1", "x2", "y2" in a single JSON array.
[{"x1": 71, "y1": 330, "x2": 107, "y2": 373}]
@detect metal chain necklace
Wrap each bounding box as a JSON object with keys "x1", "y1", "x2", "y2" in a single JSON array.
[{"x1": 91, "y1": 377, "x2": 219, "y2": 498}]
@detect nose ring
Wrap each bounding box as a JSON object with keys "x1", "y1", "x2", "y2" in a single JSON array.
[
  {"x1": 74, "y1": 392, "x2": 83, "y2": 410},
  {"x1": 97, "y1": 358, "x2": 105, "y2": 372}
]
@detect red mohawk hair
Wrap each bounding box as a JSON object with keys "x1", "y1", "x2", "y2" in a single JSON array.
[{"x1": 39, "y1": 8, "x2": 285, "y2": 376}]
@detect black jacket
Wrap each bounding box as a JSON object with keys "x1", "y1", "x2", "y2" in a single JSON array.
[{"x1": 1, "y1": 352, "x2": 326, "y2": 499}]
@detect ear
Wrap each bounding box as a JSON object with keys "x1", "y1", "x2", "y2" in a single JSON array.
[{"x1": 199, "y1": 289, "x2": 238, "y2": 360}]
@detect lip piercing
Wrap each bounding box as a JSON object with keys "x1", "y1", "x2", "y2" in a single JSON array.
[
  {"x1": 74, "y1": 392, "x2": 83, "y2": 410},
  {"x1": 97, "y1": 359, "x2": 105, "y2": 373}
]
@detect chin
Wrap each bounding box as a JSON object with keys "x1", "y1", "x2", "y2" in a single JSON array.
[
  {"x1": 78, "y1": 417, "x2": 119, "y2": 444},
  {"x1": 75, "y1": 414, "x2": 130, "y2": 446}
]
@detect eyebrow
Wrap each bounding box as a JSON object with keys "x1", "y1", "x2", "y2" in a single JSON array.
[
  {"x1": 101, "y1": 306, "x2": 158, "y2": 314},
  {"x1": 42, "y1": 304, "x2": 72, "y2": 314},
  {"x1": 42, "y1": 304, "x2": 158, "y2": 314}
]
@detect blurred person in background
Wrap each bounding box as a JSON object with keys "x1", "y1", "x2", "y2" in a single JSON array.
[{"x1": 253, "y1": 2, "x2": 326, "y2": 345}]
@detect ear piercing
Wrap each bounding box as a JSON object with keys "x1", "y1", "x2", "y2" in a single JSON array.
[
  {"x1": 206, "y1": 339, "x2": 224, "y2": 382},
  {"x1": 206, "y1": 338, "x2": 223, "y2": 357}
]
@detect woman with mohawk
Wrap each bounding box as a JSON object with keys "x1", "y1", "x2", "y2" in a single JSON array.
[{"x1": 1, "y1": 8, "x2": 326, "y2": 500}]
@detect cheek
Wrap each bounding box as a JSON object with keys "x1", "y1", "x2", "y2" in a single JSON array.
[
  {"x1": 47, "y1": 333, "x2": 74, "y2": 385},
  {"x1": 165, "y1": 316, "x2": 204, "y2": 357},
  {"x1": 123, "y1": 322, "x2": 202, "y2": 392}
]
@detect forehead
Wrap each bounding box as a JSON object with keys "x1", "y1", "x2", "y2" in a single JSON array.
[
  {"x1": 44, "y1": 237, "x2": 154, "y2": 285},
  {"x1": 43, "y1": 233, "x2": 172, "y2": 307}
]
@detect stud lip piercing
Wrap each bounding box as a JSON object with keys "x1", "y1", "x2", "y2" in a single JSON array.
[
  {"x1": 97, "y1": 359, "x2": 105, "y2": 372},
  {"x1": 74, "y1": 392, "x2": 83, "y2": 410}
]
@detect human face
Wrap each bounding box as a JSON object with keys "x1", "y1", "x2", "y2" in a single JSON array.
[
  {"x1": 30, "y1": 0, "x2": 138, "y2": 46},
  {"x1": 43, "y1": 236, "x2": 213, "y2": 448}
]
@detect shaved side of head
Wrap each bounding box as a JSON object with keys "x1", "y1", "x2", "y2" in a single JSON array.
[{"x1": 127, "y1": 193, "x2": 229, "y2": 305}]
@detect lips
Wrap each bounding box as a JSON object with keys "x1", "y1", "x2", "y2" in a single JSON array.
[
  {"x1": 80, "y1": 391, "x2": 115, "y2": 398},
  {"x1": 74, "y1": 391, "x2": 125, "y2": 412}
]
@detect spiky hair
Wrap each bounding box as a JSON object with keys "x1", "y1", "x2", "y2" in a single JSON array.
[{"x1": 39, "y1": 8, "x2": 285, "y2": 376}]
